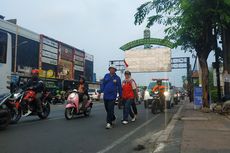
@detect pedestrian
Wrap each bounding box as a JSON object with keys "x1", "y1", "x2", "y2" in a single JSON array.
[
  {"x1": 99, "y1": 65, "x2": 122, "y2": 129},
  {"x1": 121, "y1": 70, "x2": 138, "y2": 125}
]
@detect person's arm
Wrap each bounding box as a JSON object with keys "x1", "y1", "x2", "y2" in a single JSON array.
[
  {"x1": 117, "y1": 77, "x2": 122, "y2": 98},
  {"x1": 152, "y1": 85, "x2": 158, "y2": 92},
  {"x1": 131, "y1": 80, "x2": 138, "y2": 100},
  {"x1": 33, "y1": 80, "x2": 44, "y2": 91},
  {"x1": 100, "y1": 75, "x2": 106, "y2": 94}
]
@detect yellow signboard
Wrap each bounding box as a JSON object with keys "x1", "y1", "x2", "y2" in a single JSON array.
[{"x1": 38, "y1": 69, "x2": 56, "y2": 78}]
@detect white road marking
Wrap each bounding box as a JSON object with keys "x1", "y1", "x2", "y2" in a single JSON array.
[
  {"x1": 97, "y1": 114, "x2": 160, "y2": 153},
  {"x1": 153, "y1": 143, "x2": 166, "y2": 152}
]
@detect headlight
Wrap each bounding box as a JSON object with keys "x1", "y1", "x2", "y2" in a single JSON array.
[
  {"x1": 13, "y1": 93, "x2": 20, "y2": 98},
  {"x1": 164, "y1": 91, "x2": 170, "y2": 96},
  {"x1": 69, "y1": 93, "x2": 76, "y2": 99},
  {"x1": 144, "y1": 91, "x2": 150, "y2": 97}
]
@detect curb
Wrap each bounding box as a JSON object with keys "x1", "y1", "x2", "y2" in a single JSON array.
[{"x1": 152, "y1": 102, "x2": 185, "y2": 153}]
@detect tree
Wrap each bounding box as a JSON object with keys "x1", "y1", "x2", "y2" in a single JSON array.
[
  {"x1": 219, "y1": 0, "x2": 230, "y2": 97},
  {"x1": 134, "y1": 0, "x2": 230, "y2": 107}
]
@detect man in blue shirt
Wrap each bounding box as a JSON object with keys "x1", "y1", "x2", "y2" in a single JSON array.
[{"x1": 100, "y1": 65, "x2": 122, "y2": 129}]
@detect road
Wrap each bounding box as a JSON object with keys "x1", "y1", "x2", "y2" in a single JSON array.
[{"x1": 0, "y1": 101, "x2": 181, "y2": 153}]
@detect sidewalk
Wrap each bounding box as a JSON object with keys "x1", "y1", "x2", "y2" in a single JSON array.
[
  {"x1": 159, "y1": 101, "x2": 230, "y2": 153},
  {"x1": 180, "y1": 102, "x2": 230, "y2": 153}
]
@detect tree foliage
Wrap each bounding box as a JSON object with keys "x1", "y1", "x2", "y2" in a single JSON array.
[{"x1": 134, "y1": 0, "x2": 230, "y2": 107}]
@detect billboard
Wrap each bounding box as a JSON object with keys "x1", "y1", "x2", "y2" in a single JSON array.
[
  {"x1": 58, "y1": 59, "x2": 73, "y2": 80},
  {"x1": 73, "y1": 49, "x2": 84, "y2": 73},
  {"x1": 60, "y1": 44, "x2": 73, "y2": 61},
  {"x1": 40, "y1": 35, "x2": 58, "y2": 66},
  {"x1": 124, "y1": 48, "x2": 171, "y2": 72}
]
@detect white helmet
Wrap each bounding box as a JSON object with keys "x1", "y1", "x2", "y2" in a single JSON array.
[{"x1": 108, "y1": 64, "x2": 117, "y2": 71}]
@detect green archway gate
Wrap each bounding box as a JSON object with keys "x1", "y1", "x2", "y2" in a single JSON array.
[{"x1": 110, "y1": 36, "x2": 191, "y2": 83}]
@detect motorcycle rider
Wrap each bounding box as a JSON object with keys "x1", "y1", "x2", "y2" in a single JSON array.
[
  {"x1": 76, "y1": 75, "x2": 89, "y2": 110},
  {"x1": 23, "y1": 69, "x2": 44, "y2": 115},
  {"x1": 152, "y1": 80, "x2": 166, "y2": 103}
]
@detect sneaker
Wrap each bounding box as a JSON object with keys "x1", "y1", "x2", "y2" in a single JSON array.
[
  {"x1": 134, "y1": 114, "x2": 138, "y2": 119},
  {"x1": 23, "y1": 110, "x2": 32, "y2": 117},
  {"x1": 131, "y1": 117, "x2": 136, "y2": 122},
  {"x1": 106, "y1": 123, "x2": 112, "y2": 129},
  {"x1": 122, "y1": 120, "x2": 128, "y2": 125}
]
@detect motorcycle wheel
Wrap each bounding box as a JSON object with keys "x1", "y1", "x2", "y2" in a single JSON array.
[
  {"x1": 159, "y1": 102, "x2": 164, "y2": 113},
  {"x1": 151, "y1": 101, "x2": 157, "y2": 114},
  {"x1": 38, "y1": 102, "x2": 50, "y2": 119},
  {"x1": 10, "y1": 107, "x2": 22, "y2": 124},
  {"x1": 84, "y1": 107, "x2": 92, "y2": 116},
  {"x1": 144, "y1": 100, "x2": 148, "y2": 109},
  {"x1": 0, "y1": 110, "x2": 11, "y2": 130},
  {"x1": 65, "y1": 108, "x2": 74, "y2": 120},
  {"x1": 167, "y1": 100, "x2": 171, "y2": 109}
]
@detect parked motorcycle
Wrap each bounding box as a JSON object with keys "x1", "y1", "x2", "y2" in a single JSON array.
[
  {"x1": 51, "y1": 90, "x2": 66, "y2": 105},
  {"x1": 6, "y1": 88, "x2": 51, "y2": 124},
  {"x1": 65, "y1": 90, "x2": 93, "y2": 120},
  {"x1": 151, "y1": 91, "x2": 164, "y2": 114},
  {"x1": 0, "y1": 93, "x2": 11, "y2": 130}
]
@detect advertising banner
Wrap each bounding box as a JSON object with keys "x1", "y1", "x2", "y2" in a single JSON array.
[
  {"x1": 74, "y1": 55, "x2": 84, "y2": 62},
  {"x1": 41, "y1": 57, "x2": 57, "y2": 65},
  {"x1": 124, "y1": 48, "x2": 171, "y2": 72},
  {"x1": 75, "y1": 50, "x2": 85, "y2": 57},
  {"x1": 60, "y1": 45, "x2": 73, "y2": 61},
  {"x1": 74, "y1": 61, "x2": 84, "y2": 67},
  {"x1": 40, "y1": 35, "x2": 58, "y2": 66},
  {"x1": 58, "y1": 59, "x2": 73, "y2": 80},
  {"x1": 85, "y1": 53, "x2": 94, "y2": 62},
  {"x1": 194, "y1": 87, "x2": 203, "y2": 109},
  {"x1": 38, "y1": 69, "x2": 56, "y2": 78},
  {"x1": 74, "y1": 65, "x2": 84, "y2": 72}
]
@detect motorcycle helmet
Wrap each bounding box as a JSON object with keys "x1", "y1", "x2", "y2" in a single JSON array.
[
  {"x1": 31, "y1": 69, "x2": 39, "y2": 80},
  {"x1": 31, "y1": 69, "x2": 39, "y2": 75}
]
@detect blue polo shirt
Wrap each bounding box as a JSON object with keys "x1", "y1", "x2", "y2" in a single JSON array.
[{"x1": 101, "y1": 73, "x2": 122, "y2": 100}]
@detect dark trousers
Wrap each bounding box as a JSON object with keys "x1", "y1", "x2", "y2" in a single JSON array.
[
  {"x1": 123, "y1": 99, "x2": 134, "y2": 121},
  {"x1": 131, "y1": 100, "x2": 138, "y2": 115},
  {"x1": 35, "y1": 92, "x2": 42, "y2": 112},
  {"x1": 104, "y1": 100, "x2": 116, "y2": 124}
]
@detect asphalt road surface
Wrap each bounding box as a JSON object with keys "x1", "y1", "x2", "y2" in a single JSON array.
[{"x1": 0, "y1": 101, "x2": 181, "y2": 153}]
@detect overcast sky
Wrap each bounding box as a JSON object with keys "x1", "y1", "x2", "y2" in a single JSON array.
[{"x1": 1, "y1": 0, "x2": 215, "y2": 87}]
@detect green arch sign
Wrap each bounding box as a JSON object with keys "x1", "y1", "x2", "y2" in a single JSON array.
[{"x1": 120, "y1": 38, "x2": 174, "y2": 51}]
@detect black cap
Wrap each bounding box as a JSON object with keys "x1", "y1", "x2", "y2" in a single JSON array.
[{"x1": 124, "y1": 70, "x2": 131, "y2": 75}]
